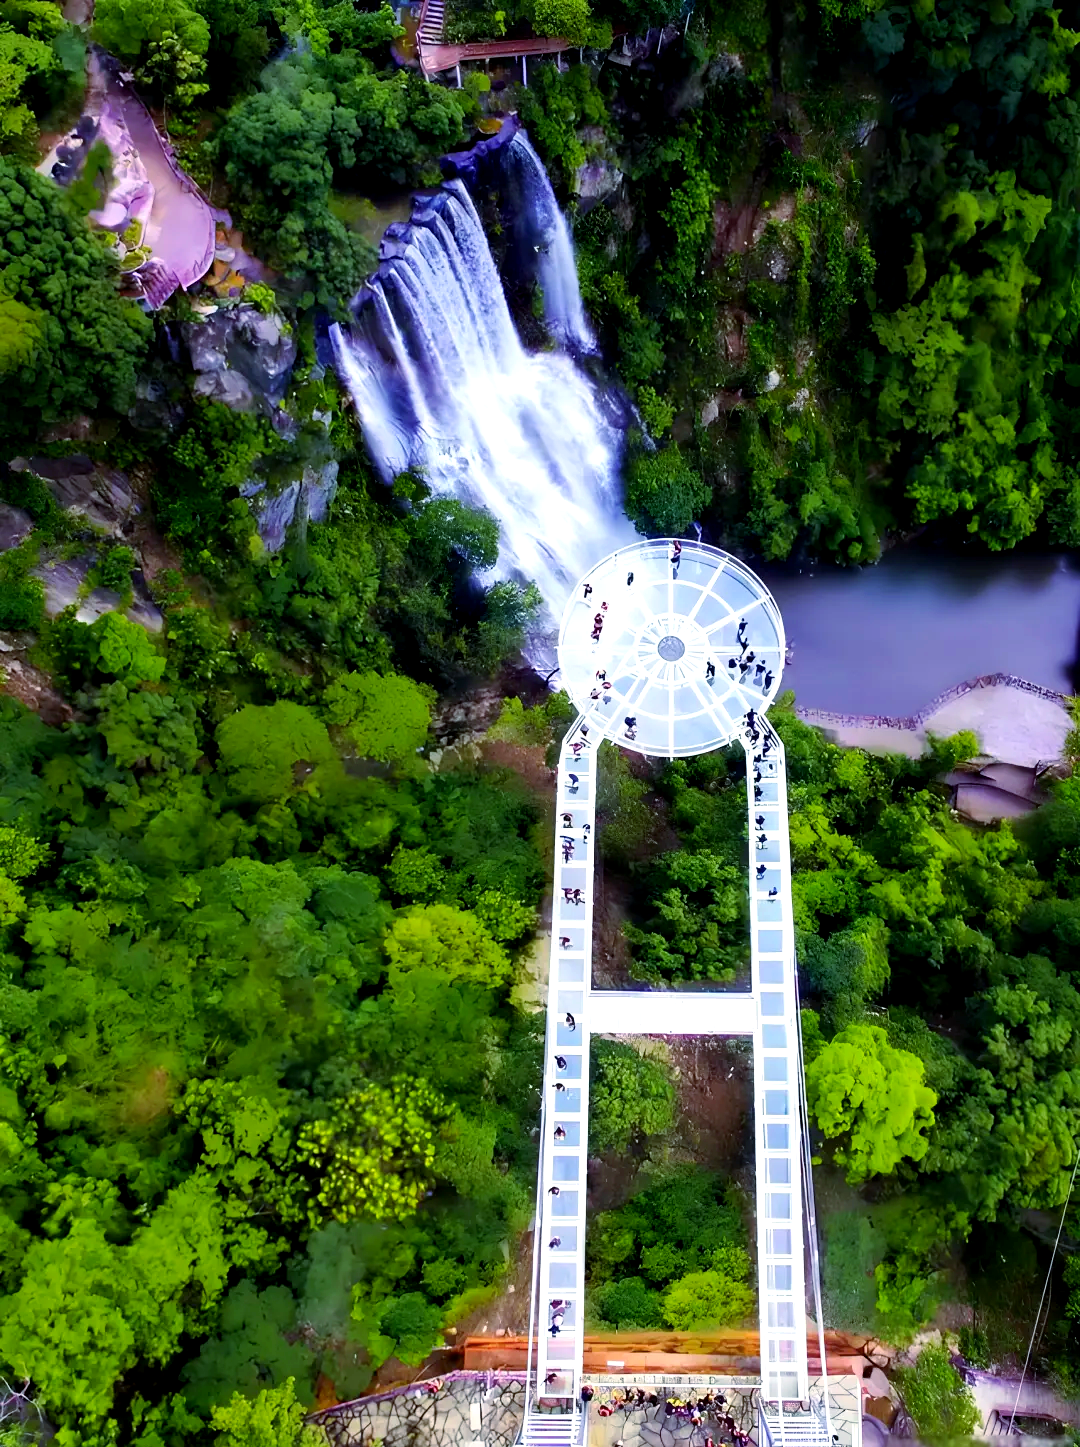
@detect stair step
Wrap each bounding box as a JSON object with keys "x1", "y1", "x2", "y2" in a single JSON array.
[
  {"x1": 760, "y1": 1420, "x2": 832, "y2": 1445},
  {"x1": 521, "y1": 1418, "x2": 579, "y2": 1447}
]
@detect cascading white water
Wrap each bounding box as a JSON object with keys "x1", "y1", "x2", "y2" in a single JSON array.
[
  {"x1": 331, "y1": 173, "x2": 635, "y2": 625},
  {"x1": 502, "y1": 131, "x2": 596, "y2": 353}
]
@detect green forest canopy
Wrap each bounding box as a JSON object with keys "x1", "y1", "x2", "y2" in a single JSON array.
[{"x1": 2, "y1": 0, "x2": 1080, "y2": 1428}]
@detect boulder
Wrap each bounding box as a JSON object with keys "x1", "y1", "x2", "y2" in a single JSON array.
[
  {"x1": 193, "y1": 367, "x2": 256, "y2": 410},
  {"x1": 185, "y1": 309, "x2": 232, "y2": 372},
  {"x1": 183, "y1": 303, "x2": 298, "y2": 408}
]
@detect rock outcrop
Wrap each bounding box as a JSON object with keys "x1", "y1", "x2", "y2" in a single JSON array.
[
  {"x1": 241, "y1": 459, "x2": 339, "y2": 552},
  {"x1": 8, "y1": 455, "x2": 142, "y2": 537},
  {"x1": 31, "y1": 554, "x2": 164, "y2": 630},
  {"x1": 184, "y1": 304, "x2": 298, "y2": 409}
]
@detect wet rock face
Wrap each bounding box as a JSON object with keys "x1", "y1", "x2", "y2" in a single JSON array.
[
  {"x1": 0, "y1": 504, "x2": 33, "y2": 551},
  {"x1": 574, "y1": 125, "x2": 623, "y2": 209},
  {"x1": 0, "y1": 642, "x2": 75, "y2": 726},
  {"x1": 183, "y1": 304, "x2": 298, "y2": 408},
  {"x1": 241, "y1": 459, "x2": 339, "y2": 552},
  {"x1": 575, "y1": 156, "x2": 623, "y2": 206}
]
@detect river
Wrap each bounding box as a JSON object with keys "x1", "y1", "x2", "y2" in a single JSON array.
[{"x1": 760, "y1": 549, "x2": 1080, "y2": 717}]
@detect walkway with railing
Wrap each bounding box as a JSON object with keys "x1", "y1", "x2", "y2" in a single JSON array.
[
  {"x1": 416, "y1": 0, "x2": 578, "y2": 79},
  {"x1": 523, "y1": 714, "x2": 830, "y2": 1446},
  {"x1": 524, "y1": 715, "x2": 596, "y2": 1445}
]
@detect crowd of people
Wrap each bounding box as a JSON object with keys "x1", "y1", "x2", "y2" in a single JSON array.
[{"x1": 581, "y1": 1386, "x2": 755, "y2": 1447}]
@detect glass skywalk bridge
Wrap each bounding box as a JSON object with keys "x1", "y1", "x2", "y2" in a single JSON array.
[{"x1": 519, "y1": 542, "x2": 834, "y2": 1447}]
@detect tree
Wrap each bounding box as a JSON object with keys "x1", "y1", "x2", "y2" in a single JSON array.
[
  {"x1": 894, "y1": 1343, "x2": 980, "y2": 1443},
  {"x1": 97, "y1": 683, "x2": 201, "y2": 774},
  {"x1": 800, "y1": 916, "x2": 890, "y2": 1030},
  {"x1": 210, "y1": 1379, "x2": 324, "y2": 1447},
  {"x1": 533, "y1": 0, "x2": 591, "y2": 44},
  {"x1": 0, "y1": 29, "x2": 55, "y2": 148},
  {"x1": 624, "y1": 444, "x2": 710, "y2": 536},
  {"x1": 589, "y1": 1170, "x2": 748, "y2": 1288},
  {"x1": 182, "y1": 1282, "x2": 314, "y2": 1414},
  {"x1": 382, "y1": 903, "x2": 513, "y2": 989},
  {"x1": 625, "y1": 849, "x2": 745, "y2": 982},
  {"x1": 0, "y1": 823, "x2": 47, "y2": 878},
  {"x1": 324, "y1": 670, "x2": 434, "y2": 765},
  {"x1": 216, "y1": 702, "x2": 334, "y2": 803},
  {"x1": 85, "y1": 612, "x2": 166, "y2": 685},
  {"x1": 0, "y1": 158, "x2": 150, "y2": 439},
  {"x1": 180, "y1": 1079, "x2": 305, "y2": 1272},
  {"x1": 296, "y1": 1077, "x2": 449, "y2": 1224},
  {"x1": 93, "y1": 0, "x2": 209, "y2": 61},
  {"x1": 590, "y1": 1040, "x2": 676, "y2": 1153},
  {"x1": 0, "y1": 1179, "x2": 229, "y2": 1430},
  {"x1": 407, "y1": 496, "x2": 499, "y2": 571},
  {"x1": 362, "y1": 1291, "x2": 444, "y2": 1367},
  {"x1": 806, "y1": 1024, "x2": 938, "y2": 1183},
  {"x1": 661, "y1": 1258, "x2": 756, "y2": 1331}
]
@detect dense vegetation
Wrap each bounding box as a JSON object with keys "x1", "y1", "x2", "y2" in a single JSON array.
[
  {"x1": 513, "y1": 0, "x2": 1080, "y2": 565},
  {"x1": 588, "y1": 1169, "x2": 755, "y2": 1332},
  {"x1": 598, "y1": 695, "x2": 1080, "y2": 1376},
  {"x1": 2, "y1": 0, "x2": 1080, "y2": 1431},
  {"x1": 0, "y1": 599, "x2": 549, "y2": 1443}
]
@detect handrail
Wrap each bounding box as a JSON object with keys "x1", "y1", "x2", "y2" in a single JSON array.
[
  {"x1": 795, "y1": 965, "x2": 833, "y2": 1441},
  {"x1": 522, "y1": 1000, "x2": 549, "y2": 1421}
]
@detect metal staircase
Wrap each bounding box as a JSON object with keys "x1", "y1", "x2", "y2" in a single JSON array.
[
  {"x1": 759, "y1": 1395, "x2": 834, "y2": 1447},
  {"x1": 520, "y1": 1410, "x2": 586, "y2": 1447},
  {"x1": 417, "y1": 0, "x2": 445, "y2": 46}
]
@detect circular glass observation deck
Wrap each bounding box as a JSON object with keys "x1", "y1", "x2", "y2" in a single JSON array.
[{"x1": 557, "y1": 539, "x2": 786, "y2": 758}]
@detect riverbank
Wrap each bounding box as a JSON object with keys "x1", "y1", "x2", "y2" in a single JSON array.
[{"x1": 799, "y1": 674, "x2": 1072, "y2": 769}]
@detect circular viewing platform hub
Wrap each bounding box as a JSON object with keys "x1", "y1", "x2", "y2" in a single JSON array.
[{"x1": 558, "y1": 539, "x2": 786, "y2": 758}]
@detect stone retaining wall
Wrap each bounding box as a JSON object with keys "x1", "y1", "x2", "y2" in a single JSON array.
[
  {"x1": 310, "y1": 1371, "x2": 527, "y2": 1447},
  {"x1": 795, "y1": 673, "x2": 1068, "y2": 734}
]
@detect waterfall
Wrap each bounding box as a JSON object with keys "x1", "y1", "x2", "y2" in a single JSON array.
[
  {"x1": 501, "y1": 131, "x2": 596, "y2": 353},
  {"x1": 331, "y1": 170, "x2": 635, "y2": 628}
]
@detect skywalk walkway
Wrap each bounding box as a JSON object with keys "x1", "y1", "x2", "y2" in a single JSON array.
[{"x1": 520, "y1": 542, "x2": 833, "y2": 1447}]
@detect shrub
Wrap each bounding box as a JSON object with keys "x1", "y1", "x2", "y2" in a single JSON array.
[
  {"x1": 592, "y1": 1276, "x2": 663, "y2": 1329},
  {"x1": 590, "y1": 1039, "x2": 676, "y2": 1153},
  {"x1": 894, "y1": 1343, "x2": 980, "y2": 1443},
  {"x1": 624, "y1": 445, "x2": 710, "y2": 536}
]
